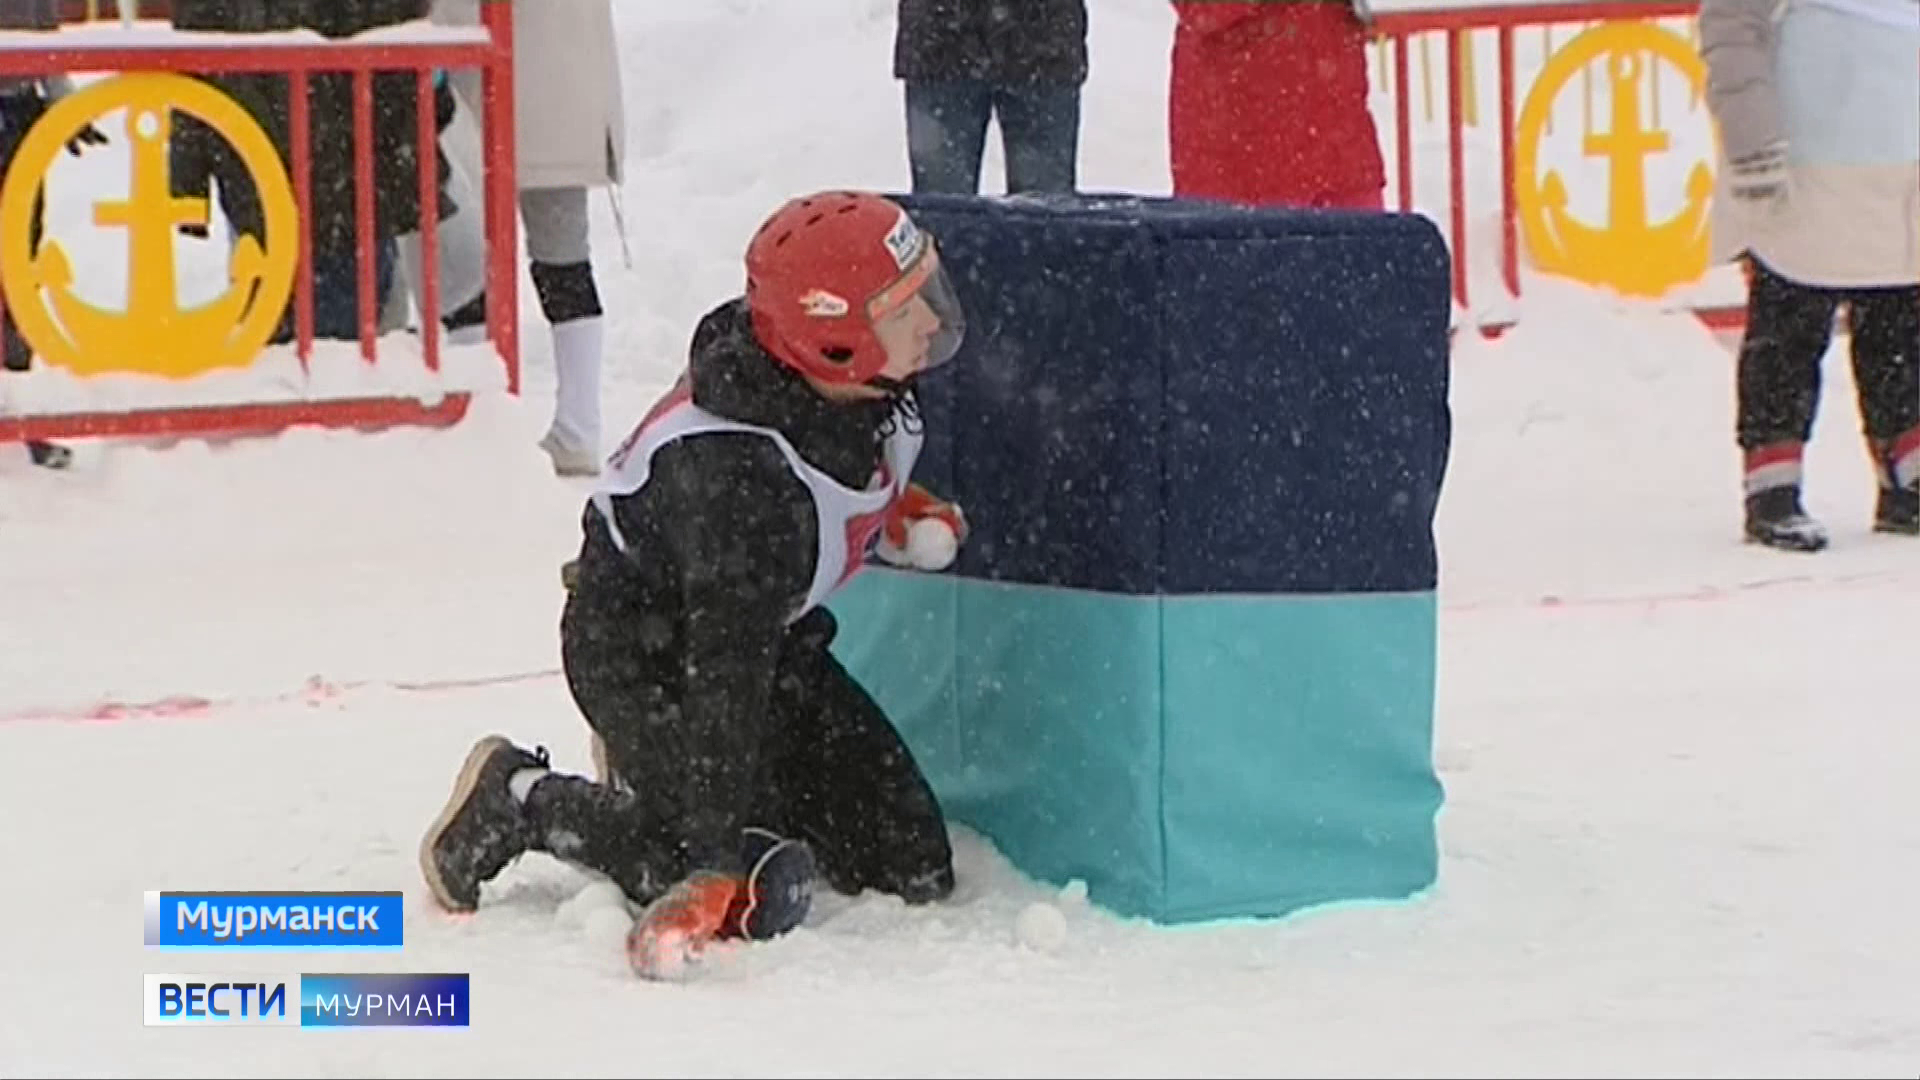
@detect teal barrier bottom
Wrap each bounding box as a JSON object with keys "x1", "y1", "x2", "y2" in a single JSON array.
[{"x1": 826, "y1": 569, "x2": 1444, "y2": 924}]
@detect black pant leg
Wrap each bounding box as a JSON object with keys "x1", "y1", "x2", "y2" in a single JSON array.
[
  {"x1": 1737, "y1": 257, "x2": 1843, "y2": 455},
  {"x1": 764, "y1": 609, "x2": 955, "y2": 905},
  {"x1": 2, "y1": 185, "x2": 39, "y2": 373},
  {"x1": 903, "y1": 80, "x2": 993, "y2": 195},
  {"x1": 520, "y1": 536, "x2": 707, "y2": 904},
  {"x1": 0, "y1": 93, "x2": 44, "y2": 373},
  {"x1": 992, "y1": 82, "x2": 1082, "y2": 195},
  {"x1": 1843, "y1": 284, "x2": 1920, "y2": 478}
]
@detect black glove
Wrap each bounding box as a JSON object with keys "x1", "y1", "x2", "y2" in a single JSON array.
[{"x1": 65, "y1": 123, "x2": 107, "y2": 156}]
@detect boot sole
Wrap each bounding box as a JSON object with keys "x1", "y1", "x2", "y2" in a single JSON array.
[
  {"x1": 1743, "y1": 530, "x2": 1828, "y2": 553},
  {"x1": 418, "y1": 734, "x2": 515, "y2": 913}
]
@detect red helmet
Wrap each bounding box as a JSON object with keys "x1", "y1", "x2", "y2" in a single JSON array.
[{"x1": 745, "y1": 190, "x2": 965, "y2": 386}]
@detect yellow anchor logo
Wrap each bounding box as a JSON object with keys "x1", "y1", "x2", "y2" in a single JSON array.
[
  {"x1": 1514, "y1": 21, "x2": 1716, "y2": 299},
  {"x1": 0, "y1": 73, "x2": 297, "y2": 380}
]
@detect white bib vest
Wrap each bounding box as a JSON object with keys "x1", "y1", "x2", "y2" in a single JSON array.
[{"x1": 591, "y1": 378, "x2": 924, "y2": 622}]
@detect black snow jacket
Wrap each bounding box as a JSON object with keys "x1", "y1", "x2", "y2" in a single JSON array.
[
  {"x1": 168, "y1": 0, "x2": 450, "y2": 256},
  {"x1": 561, "y1": 299, "x2": 907, "y2": 855},
  {"x1": 893, "y1": 0, "x2": 1089, "y2": 86}
]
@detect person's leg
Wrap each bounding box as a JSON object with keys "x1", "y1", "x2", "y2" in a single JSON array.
[
  {"x1": 520, "y1": 186, "x2": 604, "y2": 476},
  {"x1": 417, "y1": 714, "x2": 689, "y2": 914},
  {"x1": 904, "y1": 80, "x2": 993, "y2": 195},
  {"x1": 1735, "y1": 255, "x2": 1843, "y2": 550},
  {"x1": 993, "y1": 81, "x2": 1082, "y2": 195},
  {"x1": 1845, "y1": 283, "x2": 1920, "y2": 534},
  {"x1": 761, "y1": 609, "x2": 955, "y2": 904},
  {"x1": 11, "y1": 176, "x2": 71, "y2": 469},
  {"x1": 394, "y1": 83, "x2": 491, "y2": 342},
  {"x1": 308, "y1": 249, "x2": 368, "y2": 341},
  {"x1": 420, "y1": 538, "x2": 694, "y2": 912}
]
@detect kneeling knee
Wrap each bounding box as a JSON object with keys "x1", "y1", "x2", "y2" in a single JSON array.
[{"x1": 892, "y1": 862, "x2": 955, "y2": 905}]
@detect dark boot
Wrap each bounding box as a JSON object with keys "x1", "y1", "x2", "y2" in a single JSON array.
[
  {"x1": 1876, "y1": 485, "x2": 1919, "y2": 535},
  {"x1": 418, "y1": 736, "x2": 551, "y2": 912},
  {"x1": 1871, "y1": 434, "x2": 1919, "y2": 536},
  {"x1": 1745, "y1": 485, "x2": 1828, "y2": 552},
  {"x1": 27, "y1": 440, "x2": 71, "y2": 470}
]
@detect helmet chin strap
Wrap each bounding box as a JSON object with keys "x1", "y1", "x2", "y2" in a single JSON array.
[
  {"x1": 868, "y1": 374, "x2": 924, "y2": 436},
  {"x1": 866, "y1": 373, "x2": 918, "y2": 399}
]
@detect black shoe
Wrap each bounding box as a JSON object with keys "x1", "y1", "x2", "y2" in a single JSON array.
[
  {"x1": 27, "y1": 440, "x2": 71, "y2": 470},
  {"x1": 1744, "y1": 486, "x2": 1829, "y2": 552},
  {"x1": 419, "y1": 736, "x2": 550, "y2": 912},
  {"x1": 1875, "y1": 485, "x2": 1919, "y2": 535}
]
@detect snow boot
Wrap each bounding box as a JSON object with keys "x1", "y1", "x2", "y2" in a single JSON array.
[
  {"x1": 1744, "y1": 485, "x2": 1828, "y2": 552},
  {"x1": 419, "y1": 736, "x2": 551, "y2": 912},
  {"x1": 27, "y1": 440, "x2": 71, "y2": 470},
  {"x1": 1875, "y1": 484, "x2": 1919, "y2": 535},
  {"x1": 1870, "y1": 434, "x2": 1919, "y2": 536}
]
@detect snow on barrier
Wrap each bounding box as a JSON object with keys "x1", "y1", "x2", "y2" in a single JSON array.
[
  {"x1": 0, "y1": 6, "x2": 520, "y2": 444},
  {"x1": 827, "y1": 193, "x2": 1453, "y2": 924}
]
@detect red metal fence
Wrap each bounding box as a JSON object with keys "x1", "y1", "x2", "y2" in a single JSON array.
[
  {"x1": 0, "y1": 4, "x2": 519, "y2": 442},
  {"x1": 1368, "y1": 1, "x2": 1742, "y2": 334},
  {"x1": 0, "y1": 1, "x2": 1753, "y2": 446}
]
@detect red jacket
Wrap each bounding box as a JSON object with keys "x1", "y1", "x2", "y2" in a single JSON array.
[{"x1": 1169, "y1": 1, "x2": 1386, "y2": 210}]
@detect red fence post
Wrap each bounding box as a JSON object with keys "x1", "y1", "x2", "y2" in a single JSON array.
[
  {"x1": 353, "y1": 67, "x2": 377, "y2": 363},
  {"x1": 1393, "y1": 33, "x2": 1413, "y2": 214},
  {"x1": 481, "y1": 0, "x2": 520, "y2": 396},
  {"x1": 289, "y1": 70, "x2": 314, "y2": 367},
  {"x1": 1446, "y1": 28, "x2": 1468, "y2": 310}
]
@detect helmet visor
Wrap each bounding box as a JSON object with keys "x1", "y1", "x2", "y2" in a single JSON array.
[{"x1": 867, "y1": 242, "x2": 967, "y2": 378}]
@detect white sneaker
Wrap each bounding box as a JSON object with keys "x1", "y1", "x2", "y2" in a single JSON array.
[
  {"x1": 546, "y1": 317, "x2": 604, "y2": 471},
  {"x1": 539, "y1": 429, "x2": 600, "y2": 477}
]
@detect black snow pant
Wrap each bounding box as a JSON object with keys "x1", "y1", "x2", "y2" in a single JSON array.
[
  {"x1": 1, "y1": 90, "x2": 47, "y2": 375},
  {"x1": 1736, "y1": 254, "x2": 1920, "y2": 492},
  {"x1": 529, "y1": 576, "x2": 956, "y2": 909}
]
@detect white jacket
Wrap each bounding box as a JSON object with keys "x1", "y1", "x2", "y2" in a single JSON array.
[
  {"x1": 1702, "y1": 0, "x2": 1920, "y2": 287},
  {"x1": 433, "y1": 0, "x2": 627, "y2": 191}
]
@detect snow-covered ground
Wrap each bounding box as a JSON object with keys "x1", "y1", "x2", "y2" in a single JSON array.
[{"x1": 2, "y1": 1, "x2": 1914, "y2": 1076}]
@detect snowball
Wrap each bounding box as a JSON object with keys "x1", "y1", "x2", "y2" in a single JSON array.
[
  {"x1": 556, "y1": 879, "x2": 631, "y2": 930},
  {"x1": 1015, "y1": 901, "x2": 1067, "y2": 953},
  {"x1": 581, "y1": 905, "x2": 635, "y2": 956},
  {"x1": 907, "y1": 517, "x2": 958, "y2": 571}
]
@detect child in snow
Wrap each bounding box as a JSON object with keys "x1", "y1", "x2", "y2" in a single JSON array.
[
  {"x1": 1701, "y1": 0, "x2": 1920, "y2": 549},
  {"x1": 420, "y1": 190, "x2": 967, "y2": 978}
]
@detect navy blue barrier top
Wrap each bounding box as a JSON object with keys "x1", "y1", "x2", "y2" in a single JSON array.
[{"x1": 893, "y1": 193, "x2": 1452, "y2": 597}]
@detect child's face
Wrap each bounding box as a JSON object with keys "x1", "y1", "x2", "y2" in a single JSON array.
[{"x1": 871, "y1": 292, "x2": 944, "y2": 382}]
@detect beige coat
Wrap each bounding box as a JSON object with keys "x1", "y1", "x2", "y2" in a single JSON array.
[
  {"x1": 1701, "y1": 0, "x2": 1920, "y2": 288},
  {"x1": 432, "y1": 0, "x2": 627, "y2": 191}
]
